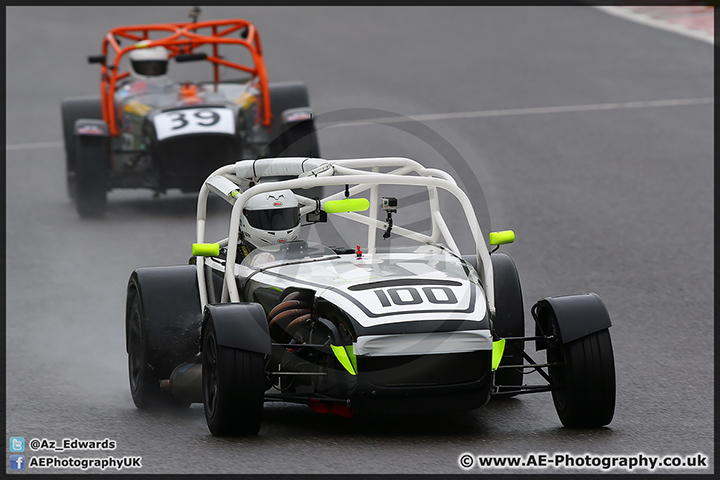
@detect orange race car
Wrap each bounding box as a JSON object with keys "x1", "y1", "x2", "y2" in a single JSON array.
[{"x1": 61, "y1": 11, "x2": 320, "y2": 218}]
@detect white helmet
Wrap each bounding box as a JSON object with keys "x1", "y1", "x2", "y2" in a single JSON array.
[
  {"x1": 128, "y1": 41, "x2": 169, "y2": 79},
  {"x1": 241, "y1": 189, "x2": 301, "y2": 248}
]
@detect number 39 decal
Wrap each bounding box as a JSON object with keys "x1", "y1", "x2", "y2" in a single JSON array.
[{"x1": 153, "y1": 108, "x2": 234, "y2": 140}]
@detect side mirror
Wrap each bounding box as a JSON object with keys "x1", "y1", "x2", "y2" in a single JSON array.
[
  {"x1": 323, "y1": 198, "x2": 370, "y2": 214},
  {"x1": 306, "y1": 211, "x2": 327, "y2": 223},
  {"x1": 88, "y1": 55, "x2": 105, "y2": 64},
  {"x1": 489, "y1": 230, "x2": 515, "y2": 246},
  {"x1": 175, "y1": 53, "x2": 208, "y2": 63}
]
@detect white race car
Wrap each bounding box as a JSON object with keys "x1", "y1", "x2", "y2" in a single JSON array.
[{"x1": 125, "y1": 156, "x2": 616, "y2": 436}]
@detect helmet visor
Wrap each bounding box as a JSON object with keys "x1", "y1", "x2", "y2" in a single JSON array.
[
  {"x1": 244, "y1": 207, "x2": 300, "y2": 231},
  {"x1": 131, "y1": 60, "x2": 168, "y2": 76}
]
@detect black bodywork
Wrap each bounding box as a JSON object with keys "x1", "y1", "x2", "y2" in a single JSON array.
[
  {"x1": 126, "y1": 244, "x2": 615, "y2": 431},
  {"x1": 196, "y1": 248, "x2": 496, "y2": 416}
]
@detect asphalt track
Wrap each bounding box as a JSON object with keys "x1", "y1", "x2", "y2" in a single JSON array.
[{"x1": 5, "y1": 6, "x2": 714, "y2": 475}]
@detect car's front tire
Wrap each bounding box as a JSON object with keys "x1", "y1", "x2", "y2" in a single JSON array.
[
  {"x1": 491, "y1": 253, "x2": 525, "y2": 395},
  {"x1": 548, "y1": 328, "x2": 615, "y2": 427},
  {"x1": 126, "y1": 287, "x2": 190, "y2": 410},
  {"x1": 60, "y1": 97, "x2": 102, "y2": 203},
  {"x1": 277, "y1": 120, "x2": 320, "y2": 158},
  {"x1": 202, "y1": 316, "x2": 265, "y2": 437},
  {"x1": 74, "y1": 134, "x2": 109, "y2": 218}
]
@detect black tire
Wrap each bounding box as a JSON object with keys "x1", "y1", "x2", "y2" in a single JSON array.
[
  {"x1": 266, "y1": 81, "x2": 321, "y2": 158},
  {"x1": 126, "y1": 287, "x2": 190, "y2": 410},
  {"x1": 75, "y1": 134, "x2": 109, "y2": 218},
  {"x1": 276, "y1": 120, "x2": 320, "y2": 158},
  {"x1": 60, "y1": 97, "x2": 102, "y2": 202},
  {"x1": 491, "y1": 253, "x2": 525, "y2": 394},
  {"x1": 280, "y1": 121, "x2": 322, "y2": 201},
  {"x1": 548, "y1": 329, "x2": 616, "y2": 428},
  {"x1": 203, "y1": 317, "x2": 265, "y2": 436},
  {"x1": 259, "y1": 82, "x2": 323, "y2": 200}
]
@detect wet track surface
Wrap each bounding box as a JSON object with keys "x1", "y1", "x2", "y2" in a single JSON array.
[{"x1": 5, "y1": 6, "x2": 714, "y2": 474}]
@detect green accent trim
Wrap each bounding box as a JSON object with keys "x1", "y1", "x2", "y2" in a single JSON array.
[
  {"x1": 346, "y1": 345, "x2": 357, "y2": 372},
  {"x1": 331, "y1": 345, "x2": 357, "y2": 375},
  {"x1": 192, "y1": 243, "x2": 220, "y2": 257},
  {"x1": 324, "y1": 198, "x2": 370, "y2": 214},
  {"x1": 231, "y1": 190, "x2": 238, "y2": 198},
  {"x1": 489, "y1": 230, "x2": 515, "y2": 246},
  {"x1": 492, "y1": 339, "x2": 506, "y2": 371}
]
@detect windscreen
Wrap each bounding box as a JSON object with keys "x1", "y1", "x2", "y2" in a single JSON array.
[{"x1": 241, "y1": 241, "x2": 337, "y2": 269}]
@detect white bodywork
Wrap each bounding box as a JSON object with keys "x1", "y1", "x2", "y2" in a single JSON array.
[{"x1": 195, "y1": 157, "x2": 496, "y2": 321}]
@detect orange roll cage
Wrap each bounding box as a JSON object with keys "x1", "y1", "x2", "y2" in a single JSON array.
[{"x1": 97, "y1": 19, "x2": 272, "y2": 137}]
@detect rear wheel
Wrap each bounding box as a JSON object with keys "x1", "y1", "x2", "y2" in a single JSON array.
[
  {"x1": 203, "y1": 317, "x2": 265, "y2": 436},
  {"x1": 491, "y1": 253, "x2": 525, "y2": 395},
  {"x1": 74, "y1": 135, "x2": 109, "y2": 218},
  {"x1": 548, "y1": 329, "x2": 615, "y2": 427}
]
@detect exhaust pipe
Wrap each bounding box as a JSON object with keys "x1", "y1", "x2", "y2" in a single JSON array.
[{"x1": 161, "y1": 362, "x2": 204, "y2": 404}]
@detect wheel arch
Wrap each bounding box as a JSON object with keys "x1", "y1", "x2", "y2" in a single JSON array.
[
  {"x1": 125, "y1": 265, "x2": 203, "y2": 375},
  {"x1": 533, "y1": 293, "x2": 612, "y2": 350},
  {"x1": 201, "y1": 303, "x2": 272, "y2": 355},
  {"x1": 61, "y1": 95, "x2": 103, "y2": 162},
  {"x1": 491, "y1": 252, "x2": 525, "y2": 393}
]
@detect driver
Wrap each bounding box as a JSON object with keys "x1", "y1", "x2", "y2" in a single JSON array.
[
  {"x1": 237, "y1": 189, "x2": 302, "y2": 262},
  {"x1": 115, "y1": 40, "x2": 177, "y2": 101}
]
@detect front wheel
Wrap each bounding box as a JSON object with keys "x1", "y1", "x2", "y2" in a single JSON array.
[
  {"x1": 491, "y1": 253, "x2": 525, "y2": 394},
  {"x1": 61, "y1": 97, "x2": 102, "y2": 203},
  {"x1": 74, "y1": 135, "x2": 109, "y2": 218},
  {"x1": 548, "y1": 329, "x2": 616, "y2": 427},
  {"x1": 203, "y1": 317, "x2": 265, "y2": 437},
  {"x1": 127, "y1": 288, "x2": 190, "y2": 410},
  {"x1": 277, "y1": 120, "x2": 320, "y2": 158},
  {"x1": 274, "y1": 120, "x2": 323, "y2": 200}
]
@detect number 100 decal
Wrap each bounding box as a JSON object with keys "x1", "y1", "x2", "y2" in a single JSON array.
[
  {"x1": 153, "y1": 108, "x2": 235, "y2": 140},
  {"x1": 374, "y1": 286, "x2": 458, "y2": 307}
]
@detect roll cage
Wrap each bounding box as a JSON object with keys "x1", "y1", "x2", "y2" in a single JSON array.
[
  {"x1": 91, "y1": 19, "x2": 272, "y2": 136},
  {"x1": 194, "y1": 157, "x2": 497, "y2": 319}
]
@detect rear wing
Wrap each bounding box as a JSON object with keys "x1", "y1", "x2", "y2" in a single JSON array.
[
  {"x1": 91, "y1": 19, "x2": 271, "y2": 136},
  {"x1": 194, "y1": 157, "x2": 496, "y2": 318}
]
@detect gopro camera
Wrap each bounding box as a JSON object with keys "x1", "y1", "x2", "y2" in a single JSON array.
[{"x1": 381, "y1": 197, "x2": 397, "y2": 211}]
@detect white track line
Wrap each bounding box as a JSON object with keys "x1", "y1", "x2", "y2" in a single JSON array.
[
  {"x1": 6, "y1": 141, "x2": 64, "y2": 151},
  {"x1": 320, "y1": 97, "x2": 714, "y2": 128},
  {"x1": 6, "y1": 97, "x2": 714, "y2": 150},
  {"x1": 593, "y1": 5, "x2": 714, "y2": 45}
]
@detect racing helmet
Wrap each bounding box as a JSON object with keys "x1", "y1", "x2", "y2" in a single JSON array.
[
  {"x1": 128, "y1": 41, "x2": 169, "y2": 79},
  {"x1": 240, "y1": 189, "x2": 301, "y2": 248}
]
